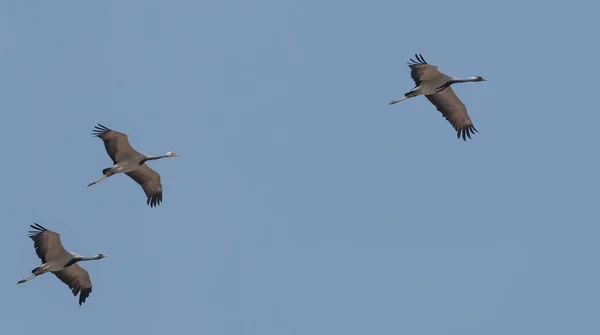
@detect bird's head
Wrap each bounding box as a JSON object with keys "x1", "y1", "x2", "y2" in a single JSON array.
[
  {"x1": 165, "y1": 151, "x2": 180, "y2": 157},
  {"x1": 95, "y1": 254, "x2": 108, "y2": 259},
  {"x1": 470, "y1": 76, "x2": 487, "y2": 82}
]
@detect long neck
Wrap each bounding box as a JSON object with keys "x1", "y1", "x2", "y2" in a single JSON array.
[
  {"x1": 447, "y1": 78, "x2": 478, "y2": 85},
  {"x1": 140, "y1": 155, "x2": 170, "y2": 164},
  {"x1": 447, "y1": 79, "x2": 472, "y2": 85},
  {"x1": 64, "y1": 255, "x2": 100, "y2": 268}
]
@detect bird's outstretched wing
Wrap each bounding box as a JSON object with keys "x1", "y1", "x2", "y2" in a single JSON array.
[
  {"x1": 28, "y1": 223, "x2": 68, "y2": 264},
  {"x1": 126, "y1": 164, "x2": 163, "y2": 207},
  {"x1": 425, "y1": 87, "x2": 478, "y2": 141},
  {"x1": 92, "y1": 124, "x2": 138, "y2": 164},
  {"x1": 407, "y1": 54, "x2": 442, "y2": 86},
  {"x1": 53, "y1": 264, "x2": 92, "y2": 306}
]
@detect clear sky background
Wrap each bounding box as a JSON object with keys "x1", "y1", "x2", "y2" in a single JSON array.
[{"x1": 1, "y1": 0, "x2": 599, "y2": 334}]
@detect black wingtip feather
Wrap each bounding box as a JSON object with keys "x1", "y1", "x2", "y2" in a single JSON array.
[
  {"x1": 91, "y1": 123, "x2": 112, "y2": 137},
  {"x1": 33, "y1": 223, "x2": 46, "y2": 230},
  {"x1": 28, "y1": 223, "x2": 48, "y2": 236},
  {"x1": 78, "y1": 287, "x2": 91, "y2": 305},
  {"x1": 147, "y1": 193, "x2": 163, "y2": 208},
  {"x1": 408, "y1": 53, "x2": 428, "y2": 66},
  {"x1": 457, "y1": 125, "x2": 479, "y2": 142}
]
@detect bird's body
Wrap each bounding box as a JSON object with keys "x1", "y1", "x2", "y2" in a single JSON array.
[
  {"x1": 389, "y1": 54, "x2": 487, "y2": 141},
  {"x1": 31, "y1": 252, "x2": 79, "y2": 274},
  {"x1": 88, "y1": 124, "x2": 180, "y2": 207},
  {"x1": 106, "y1": 155, "x2": 146, "y2": 174},
  {"x1": 17, "y1": 223, "x2": 107, "y2": 305}
]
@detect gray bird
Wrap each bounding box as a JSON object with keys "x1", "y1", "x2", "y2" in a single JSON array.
[
  {"x1": 390, "y1": 54, "x2": 487, "y2": 141},
  {"x1": 17, "y1": 223, "x2": 107, "y2": 305},
  {"x1": 88, "y1": 124, "x2": 180, "y2": 207}
]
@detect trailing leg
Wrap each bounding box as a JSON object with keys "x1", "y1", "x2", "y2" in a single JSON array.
[
  {"x1": 17, "y1": 266, "x2": 46, "y2": 284},
  {"x1": 87, "y1": 167, "x2": 116, "y2": 187},
  {"x1": 389, "y1": 88, "x2": 420, "y2": 105}
]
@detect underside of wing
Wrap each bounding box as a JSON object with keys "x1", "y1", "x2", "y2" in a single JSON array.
[
  {"x1": 28, "y1": 223, "x2": 67, "y2": 264},
  {"x1": 425, "y1": 87, "x2": 478, "y2": 141},
  {"x1": 52, "y1": 264, "x2": 92, "y2": 306},
  {"x1": 92, "y1": 124, "x2": 137, "y2": 164},
  {"x1": 407, "y1": 54, "x2": 441, "y2": 85},
  {"x1": 126, "y1": 164, "x2": 163, "y2": 207}
]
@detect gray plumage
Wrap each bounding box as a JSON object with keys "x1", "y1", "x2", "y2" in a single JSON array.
[
  {"x1": 88, "y1": 124, "x2": 180, "y2": 207},
  {"x1": 389, "y1": 54, "x2": 487, "y2": 141},
  {"x1": 16, "y1": 223, "x2": 107, "y2": 305}
]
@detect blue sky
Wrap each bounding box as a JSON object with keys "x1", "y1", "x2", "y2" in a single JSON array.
[{"x1": 1, "y1": 0, "x2": 599, "y2": 334}]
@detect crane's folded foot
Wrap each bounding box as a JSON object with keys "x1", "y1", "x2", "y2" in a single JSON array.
[{"x1": 17, "y1": 279, "x2": 26, "y2": 284}]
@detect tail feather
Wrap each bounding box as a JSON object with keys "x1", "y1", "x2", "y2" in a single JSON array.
[
  {"x1": 31, "y1": 267, "x2": 40, "y2": 274},
  {"x1": 102, "y1": 168, "x2": 112, "y2": 175}
]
